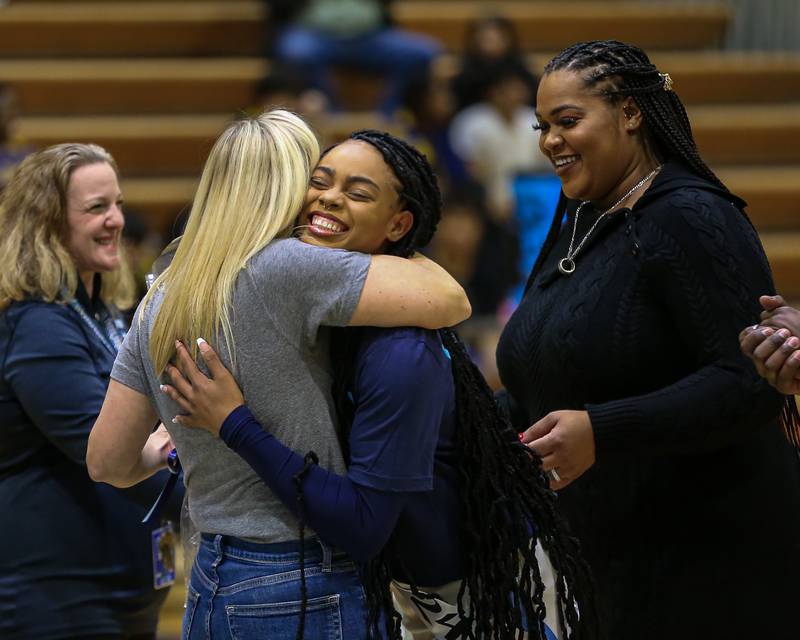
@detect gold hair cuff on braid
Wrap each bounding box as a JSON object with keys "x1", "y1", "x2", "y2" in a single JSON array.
[{"x1": 660, "y1": 72, "x2": 674, "y2": 92}]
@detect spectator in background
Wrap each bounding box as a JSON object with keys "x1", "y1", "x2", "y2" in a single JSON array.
[
  {"x1": 122, "y1": 208, "x2": 165, "y2": 308},
  {"x1": 401, "y1": 71, "x2": 469, "y2": 189},
  {"x1": 429, "y1": 185, "x2": 520, "y2": 316},
  {"x1": 0, "y1": 84, "x2": 32, "y2": 192},
  {"x1": 0, "y1": 143, "x2": 177, "y2": 639},
  {"x1": 264, "y1": 0, "x2": 441, "y2": 118},
  {"x1": 251, "y1": 63, "x2": 328, "y2": 122},
  {"x1": 449, "y1": 61, "x2": 550, "y2": 222},
  {"x1": 451, "y1": 15, "x2": 538, "y2": 112}
]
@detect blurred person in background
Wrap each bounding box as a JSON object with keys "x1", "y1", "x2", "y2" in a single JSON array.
[
  {"x1": 451, "y1": 15, "x2": 538, "y2": 112},
  {"x1": 264, "y1": 0, "x2": 441, "y2": 118},
  {"x1": 401, "y1": 71, "x2": 469, "y2": 189},
  {"x1": 500, "y1": 40, "x2": 800, "y2": 639},
  {"x1": 122, "y1": 208, "x2": 166, "y2": 309},
  {"x1": 0, "y1": 143, "x2": 177, "y2": 639},
  {"x1": 429, "y1": 185, "x2": 519, "y2": 316},
  {"x1": 250, "y1": 63, "x2": 329, "y2": 123},
  {"x1": 449, "y1": 61, "x2": 550, "y2": 222},
  {"x1": 0, "y1": 84, "x2": 33, "y2": 192}
]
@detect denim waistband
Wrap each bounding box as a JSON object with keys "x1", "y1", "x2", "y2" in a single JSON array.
[{"x1": 200, "y1": 533, "x2": 326, "y2": 555}]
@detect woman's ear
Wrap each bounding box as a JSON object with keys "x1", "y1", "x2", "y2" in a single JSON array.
[
  {"x1": 386, "y1": 210, "x2": 414, "y2": 242},
  {"x1": 621, "y1": 97, "x2": 644, "y2": 132}
]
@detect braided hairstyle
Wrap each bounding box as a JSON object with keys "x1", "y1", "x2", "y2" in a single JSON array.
[
  {"x1": 546, "y1": 40, "x2": 723, "y2": 189},
  {"x1": 527, "y1": 39, "x2": 729, "y2": 288},
  {"x1": 330, "y1": 130, "x2": 598, "y2": 639}
]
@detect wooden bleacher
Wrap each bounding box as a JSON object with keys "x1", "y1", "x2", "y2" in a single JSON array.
[
  {"x1": 0, "y1": 0, "x2": 795, "y2": 290},
  {"x1": 0, "y1": 2, "x2": 729, "y2": 56},
  {"x1": 13, "y1": 104, "x2": 800, "y2": 175},
  {"x1": 4, "y1": 52, "x2": 800, "y2": 117}
]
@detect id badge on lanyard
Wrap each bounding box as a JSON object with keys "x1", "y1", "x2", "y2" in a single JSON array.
[{"x1": 151, "y1": 521, "x2": 177, "y2": 589}]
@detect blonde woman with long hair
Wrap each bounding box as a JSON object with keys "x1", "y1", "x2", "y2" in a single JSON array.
[
  {"x1": 0, "y1": 143, "x2": 176, "y2": 639},
  {"x1": 88, "y1": 110, "x2": 470, "y2": 638}
]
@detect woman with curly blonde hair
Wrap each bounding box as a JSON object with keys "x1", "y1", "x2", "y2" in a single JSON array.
[{"x1": 0, "y1": 143, "x2": 175, "y2": 639}]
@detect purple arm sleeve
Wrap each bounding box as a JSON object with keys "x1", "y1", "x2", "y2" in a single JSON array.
[{"x1": 220, "y1": 405, "x2": 405, "y2": 562}]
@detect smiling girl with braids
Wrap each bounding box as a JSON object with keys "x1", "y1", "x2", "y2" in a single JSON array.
[
  {"x1": 162, "y1": 130, "x2": 598, "y2": 639},
  {"x1": 87, "y1": 112, "x2": 472, "y2": 640},
  {"x1": 495, "y1": 40, "x2": 800, "y2": 639}
]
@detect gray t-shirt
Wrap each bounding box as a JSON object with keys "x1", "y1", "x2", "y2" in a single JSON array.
[{"x1": 112, "y1": 238, "x2": 371, "y2": 543}]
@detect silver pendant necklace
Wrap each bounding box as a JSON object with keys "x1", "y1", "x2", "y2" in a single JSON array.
[{"x1": 558, "y1": 166, "x2": 661, "y2": 276}]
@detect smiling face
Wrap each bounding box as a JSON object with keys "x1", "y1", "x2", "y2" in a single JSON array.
[
  {"x1": 298, "y1": 140, "x2": 414, "y2": 255},
  {"x1": 535, "y1": 69, "x2": 654, "y2": 209},
  {"x1": 64, "y1": 162, "x2": 125, "y2": 281}
]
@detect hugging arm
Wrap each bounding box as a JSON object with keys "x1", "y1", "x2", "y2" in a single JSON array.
[
  {"x1": 351, "y1": 253, "x2": 472, "y2": 329},
  {"x1": 161, "y1": 341, "x2": 404, "y2": 561},
  {"x1": 162, "y1": 336, "x2": 444, "y2": 562},
  {"x1": 219, "y1": 407, "x2": 405, "y2": 562}
]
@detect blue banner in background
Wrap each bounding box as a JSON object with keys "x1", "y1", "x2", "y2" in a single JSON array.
[{"x1": 509, "y1": 173, "x2": 563, "y2": 305}]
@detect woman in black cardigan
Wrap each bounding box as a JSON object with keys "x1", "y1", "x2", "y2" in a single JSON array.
[{"x1": 497, "y1": 40, "x2": 800, "y2": 639}]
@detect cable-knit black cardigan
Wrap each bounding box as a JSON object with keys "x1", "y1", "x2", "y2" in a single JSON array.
[{"x1": 497, "y1": 162, "x2": 800, "y2": 639}]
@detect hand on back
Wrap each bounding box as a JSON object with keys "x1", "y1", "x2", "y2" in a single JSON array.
[{"x1": 160, "y1": 339, "x2": 245, "y2": 436}]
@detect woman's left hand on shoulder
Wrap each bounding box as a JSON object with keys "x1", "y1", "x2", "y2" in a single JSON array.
[{"x1": 520, "y1": 410, "x2": 596, "y2": 490}]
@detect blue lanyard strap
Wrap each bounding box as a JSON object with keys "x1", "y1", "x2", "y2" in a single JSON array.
[
  {"x1": 64, "y1": 294, "x2": 127, "y2": 356},
  {"x1": 142, "y1": 449, "x2": 181, "y2": 525}
]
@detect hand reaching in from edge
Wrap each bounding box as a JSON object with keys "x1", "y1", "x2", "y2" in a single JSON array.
[
  {"x1": 740, "y1": 299, "x2": 800, "y2": 396},
  {"x1": 758, "y1": 295, "x2": 800, "y2": 335},
  {"x1": 160, "y1": 339, "x2": 245, "y2": 436}
]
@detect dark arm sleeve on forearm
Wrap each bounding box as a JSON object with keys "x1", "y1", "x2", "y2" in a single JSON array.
[{"x1": 220, "y1": 405, "x2": 405, "y2": 561}]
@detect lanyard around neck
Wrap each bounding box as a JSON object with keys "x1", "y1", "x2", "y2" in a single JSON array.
[{"x1": 64, "y1": 293, "x2": 126, "y2": 356}]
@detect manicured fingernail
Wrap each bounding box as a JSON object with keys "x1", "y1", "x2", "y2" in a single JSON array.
[
  {"x1": 197, "y1": 337, "x2": 207, "y2": 349},
  {"x1": 171, "y1": 416, "x2": 179, "y2": 423},
  {"x1": 786, "y1": 337, "x2": 800, "y2": 349},
  {"x1": 159, "y1": 385, "x2": 167, "y2": 392},
  {"x1": 777, "y1": 328, "x2": 791, "y2": 338}
]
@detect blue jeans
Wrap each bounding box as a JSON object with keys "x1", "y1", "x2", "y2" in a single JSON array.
[
  {"x1": 183, "y1": 534, "x2": 369, "y2": 639},
  {"x1": 275, "y1": 26, "x2": 440, "y2": 116}
]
